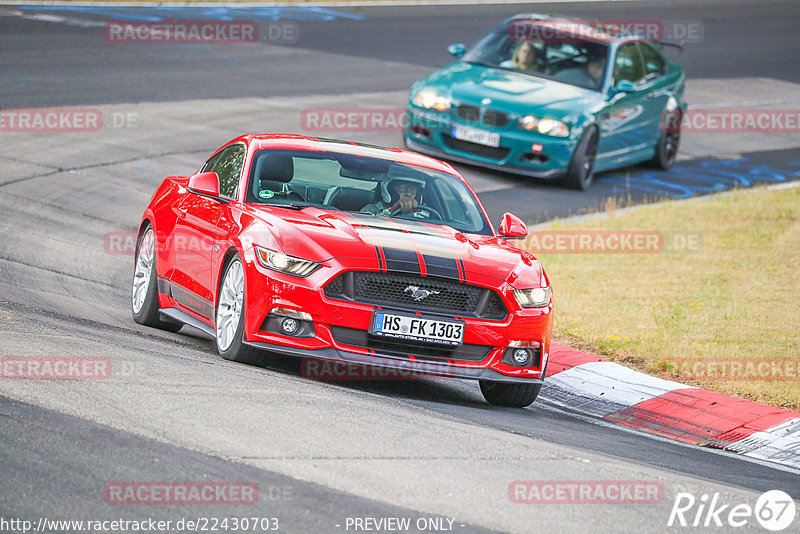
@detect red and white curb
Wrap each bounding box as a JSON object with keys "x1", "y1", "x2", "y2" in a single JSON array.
[{"x1": 542, "y1": 342, "x2": 800, "y2": 469}]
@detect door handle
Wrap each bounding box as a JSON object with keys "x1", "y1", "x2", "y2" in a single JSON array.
[
  {"x1": 646, "y1": 92, "x2": 655, "y2": 99},
  {"x1": 178, "y1": 209, "x2": 187, "y2": 219}
]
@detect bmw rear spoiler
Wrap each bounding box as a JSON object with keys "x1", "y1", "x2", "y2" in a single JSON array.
[{"x1": 657, "y1": 41, "x2": 685, "y2": 52}]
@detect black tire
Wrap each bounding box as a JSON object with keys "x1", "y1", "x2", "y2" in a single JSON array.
[
  {"x1": 131, "y1": 223, "x2": 183, "y2": 332},
  {"x1": 215, "y1": 255, "x2": 264, "y2": 365},
  {"x1": 650, "y1": 110, "x2": 682, "y2": 170},
  {"x1": 480, "y1": 381, "x2": 542, "y2": 408},
  {"x1": 564, "y1": 126, "x2": 599, "y2": 190}
]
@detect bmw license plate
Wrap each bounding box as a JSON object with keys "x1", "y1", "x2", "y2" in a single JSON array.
[
  {"x1": 451, "y1": 124, "x2": 501, "y2": 148},
  {"x1": 371, "y1": 312, "x2": 464, "y2": 346}
]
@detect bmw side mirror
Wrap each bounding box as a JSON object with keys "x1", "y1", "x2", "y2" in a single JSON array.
[
  {"x1": 498, "y1": 213, "x2": 528, "y2": 239},
  {"x1": 609, "y1": 79, "x2": 637, "y2": 96},
  {"x1": 447, "y1": 43, "x2": 466, "y2": 58}
]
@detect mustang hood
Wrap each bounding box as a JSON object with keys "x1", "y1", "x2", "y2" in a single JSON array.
[
  {"x1": 247, "y1": 206, "x2": 544, "y2": 289},
  {"x1": 423, "y1": 62, "x2": 601, "y2": 117}
]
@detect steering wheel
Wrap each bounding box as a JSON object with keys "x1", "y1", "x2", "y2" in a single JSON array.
[{"x1": 391, "y1": 204, "x2": 443, "y2": 221}]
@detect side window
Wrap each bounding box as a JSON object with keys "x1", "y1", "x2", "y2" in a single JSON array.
[
  {"x1": 639, "y1": 43, "x2": 666, "y2": 78},
  {"x1": 612, "y1": 43, "x2": 645, "y2": 86},
  {"x1": 207, "y1": 144, "x2": 245, "y2": 198},
  {"x1": 201, "y1": 151, "x2": 222, "y2": 173}
]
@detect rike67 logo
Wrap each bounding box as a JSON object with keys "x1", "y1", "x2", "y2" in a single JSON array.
[{"x1": 668, "y1": 490, "x2": 796, "y2": 531}]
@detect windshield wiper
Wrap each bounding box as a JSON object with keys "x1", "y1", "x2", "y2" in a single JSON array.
[{"x1": 261, "y1": 201, "x2": 313, "y2": 210}]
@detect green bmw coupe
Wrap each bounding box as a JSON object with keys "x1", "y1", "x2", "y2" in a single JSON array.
[{"x1": 404, "y1": 14, "x2": 686, "y2": 189}]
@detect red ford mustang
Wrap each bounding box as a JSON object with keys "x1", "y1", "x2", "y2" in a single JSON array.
[{"x1": 132, "y1": 134, "x2": 553, "y2": 407}]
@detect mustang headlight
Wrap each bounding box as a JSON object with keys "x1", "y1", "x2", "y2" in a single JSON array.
[
  {"x1": 513, "y1": 286, "x2": 552, "y2": 308},
  {"x1": 518, "y1": 115, "x2": 569, "y2": 137},
  {"x1": 254, "y1": 246, "x2": 320, "y2": 277},
  {"x1": 412, "y1": 89, "x2": 451, "y2": 111}
]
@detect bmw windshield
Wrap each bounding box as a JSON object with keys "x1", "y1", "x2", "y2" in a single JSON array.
[{"x1": 461, "y1": 20, "x2": 610, "y2": 91}]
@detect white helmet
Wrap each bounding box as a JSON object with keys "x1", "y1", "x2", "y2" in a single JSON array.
[{"x1": 380, "y1": 175, "x2": 427, "y2": 203}]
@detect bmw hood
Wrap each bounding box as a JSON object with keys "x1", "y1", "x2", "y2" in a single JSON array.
[
  {"x1": 247, "y1": 206, "x2": 545, "y2": 289},
  {"x1": 419, "y1": 62, "x2": 602, "y2": 118}
]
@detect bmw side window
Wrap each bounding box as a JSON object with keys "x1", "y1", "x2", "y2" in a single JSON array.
[
  {"x1": 639, "y1": 43, "x2": 666, "y2": 79},
  {"x1": 612, "y1": 44, "x2": 645, "y2": 86},
  {"x1": 208, "y1": 144, "x2": 245, "y2": 198}
]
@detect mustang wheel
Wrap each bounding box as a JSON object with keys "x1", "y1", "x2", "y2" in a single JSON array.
[
  {"x1": 480, "y1": 381, "x2": 542, "y2": 408},
  {"x1": 564, "y1": 126, "x2": 598, "y2": 190},
  {"x1": 216, "y1": 256, "x2": 263, "y2": 364},
  {"x1": 131, "y1": 224, "x2": 182, "y2": 332},
  {"x1": 651, "y1": 110, "x2": 682, "y2": 170}
]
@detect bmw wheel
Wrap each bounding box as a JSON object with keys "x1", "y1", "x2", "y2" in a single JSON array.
[
  {"x1": 564, "y1": 126, "x2": 599, "y2": 190},
  {"x1": 651, "y1": 110, "x2": 682, "y2": 170},
  {"x1": 216, "y1": 255, "x2": 263, "y2": 364},
  {"x1": 480, "y1": 381, "x2": 542, "y2": 408},
  {"x1": 131, "y1": 224, "x2": 182, "y2": 332}
]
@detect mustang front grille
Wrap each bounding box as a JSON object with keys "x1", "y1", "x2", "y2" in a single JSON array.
[{"x1": 324, "y1": 271, "x2": 508, "y2": 320}]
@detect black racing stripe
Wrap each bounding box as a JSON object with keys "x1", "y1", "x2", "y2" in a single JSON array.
[
  {"x1": 381, "y1": 245, "x2": 421, "y2": 275},
  {"x1": 411, "y1": 234, "x2": 461, "y2": 280},
  {"x1": 362, "y1": 226, "x2": 423, "y2": 275},
  {"x1": 345, "y1": 213, "x2": 463, "y2": 277}
]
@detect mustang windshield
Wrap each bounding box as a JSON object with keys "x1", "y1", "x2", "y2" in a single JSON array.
[
  {"x1": 246, "y1": 149, "x2": 491, "y2": 235},
  {"x1": 461, "y1": 20, "x2": 609, "y2": 91}
]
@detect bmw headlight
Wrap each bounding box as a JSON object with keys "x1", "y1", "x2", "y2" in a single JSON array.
[
  {"x1": 412, "y1": 89, "x2": 452, "y2": 112},
  {"x1": 513, "y1": 286, "x2": 552, "y2": 308},
  {"x1": 518, "y1": 115, "x2": 569, "y2": 137},
  {"x1": 254, "y1": 246, "x2": 320, "y2": 277}
]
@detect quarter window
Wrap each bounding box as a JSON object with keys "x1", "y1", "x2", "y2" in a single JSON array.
[
  {"x1": 639, "y1": 43, "x2": 666, "y2": 77},
  {"x1": 205, "y1": 144, "x2": 245, "y2": 198},
  {"x1": 612, "y1": 43, "x2": 645, "y2": 86}
]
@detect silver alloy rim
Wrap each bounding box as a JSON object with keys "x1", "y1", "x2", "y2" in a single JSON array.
[
  {"x1": 216, "y1": 260, "x2": 244, "y2": 352},
  {"x1": 131, "y1": 228, "x2": 155, "y2": 314}
]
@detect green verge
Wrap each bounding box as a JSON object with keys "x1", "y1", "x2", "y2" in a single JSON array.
[{"x1": 522, "y1": 184, "x2": 800, "y2": 411}]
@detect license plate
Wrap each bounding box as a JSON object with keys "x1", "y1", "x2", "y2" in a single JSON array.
[
  {"x1": 370, "y1": 312, "x2": 464, "y2": 346},
  {"x1": 451, "y1": 124, "x2": 501, "y2": 147}
]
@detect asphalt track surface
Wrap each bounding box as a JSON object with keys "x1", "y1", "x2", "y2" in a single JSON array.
[{"x1": 1, "y1": 1, "x2": 800, "y2": 533}]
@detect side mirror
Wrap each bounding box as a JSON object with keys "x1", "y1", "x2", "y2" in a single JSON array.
[
  {"x1": 498, "y1": 213, "x2": 528, "y2": 239},
  {"x1": 447, "y1": 43, "x2": 466, "y2": 58},
  {"x1": 187, "y1": 171, "x2": 221, "y2": 197},
  {"x1": 609, "y1": 79, "x2": 637, "y2": 97}
]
